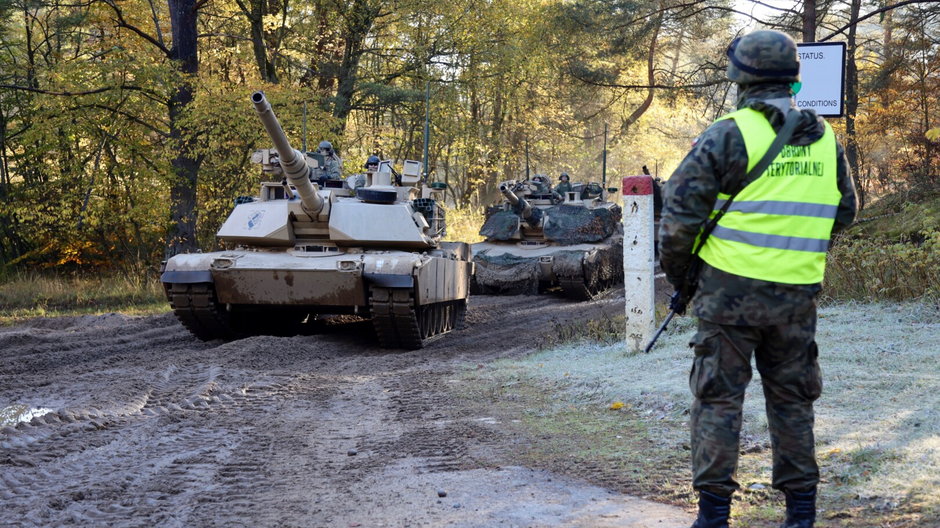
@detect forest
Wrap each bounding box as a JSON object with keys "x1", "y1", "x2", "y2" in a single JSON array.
[{"x1": 0, "y1": 0, "x2": 937, "y2": 274}]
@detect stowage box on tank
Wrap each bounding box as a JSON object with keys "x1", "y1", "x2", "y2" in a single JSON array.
[
  {"x1": 470, "y1": 176, "x2": 623, "y2": 300},
  {"x1": 161, "y1": 91, "x2": 473, "y2": 349}
]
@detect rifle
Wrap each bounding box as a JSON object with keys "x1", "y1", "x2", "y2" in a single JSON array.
[
  {"x1": 643, "y1": 109, "x2": 802, "y2": 353},
  {"x1": 641, "y1": 234, "x2": 706, "y2": 354}
]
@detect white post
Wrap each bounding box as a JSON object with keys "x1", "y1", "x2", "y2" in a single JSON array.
[{"x1": 622, "y1": 175, "x2": 655, "y2": 353}]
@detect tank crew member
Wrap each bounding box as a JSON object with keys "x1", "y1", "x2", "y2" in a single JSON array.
[
  {"x1": 364, "y1": 154, "x2": 380, "y2": 172},
  {"x1": 311, "y1": 140, "x2": 342, "y2": 184},
  {"x1": 346, "y1": 154, "x2": 380, "y2": 190},
  {"x1": 530, "y1": 174, "x2": 551, "y2": 194},
  {"x1": 579, "y1": 182, "x2": 603, "y2": 200},
  {"x1": 555, "y1": 172, "x2": 573, "y2": 195},
  {"x1": 659, "y1": 29, "x2": 857, "y2": 528}
]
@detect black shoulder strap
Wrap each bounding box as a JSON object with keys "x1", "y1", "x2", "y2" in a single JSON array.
[
  {"x1": 726, "y1": 108, "x2": 802, "y2": 208},
  {"x1": 693, "y1": 108, "x2": 802, "y2": 254}
]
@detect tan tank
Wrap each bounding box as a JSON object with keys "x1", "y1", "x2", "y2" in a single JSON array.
[
  {"x1": 160, "y1": 91, "x2": 473, "y2": 349},
  {"x1": 470, "y1": 176, "x2": 623, "y2": 300}
]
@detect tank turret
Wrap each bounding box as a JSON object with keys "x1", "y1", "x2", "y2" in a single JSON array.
[
  {"x1": 160, "y1": 91, "x2": 473, "y2": 349},
  {"x1": 499, "y1": 183, "x2": 534, "y2": 222},
  {"x1": 471, "y1": 175, "x2": 623, "y2": 300},
  {"x1": 251, "y1": 91, "x2": 324, "y2": 215}
]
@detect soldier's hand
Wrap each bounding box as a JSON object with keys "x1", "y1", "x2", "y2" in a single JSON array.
[
  {"x1": 666, "y1": 273, "x2": 685, "y2": 291},
  {"x1": 668, "y1": 290, "x2": 690, "y2": 316}
]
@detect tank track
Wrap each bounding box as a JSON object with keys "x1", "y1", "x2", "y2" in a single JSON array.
[
  {"x1": 165, "y1": 282, "x2": 236, "y2": 341},
  {"x1": 369, "y1": 286, "x2": 466, "y2": 350},
  {"x1": 558, "y1": 248, "x2": 622, "y2": 301},
  {"x1": 558, "y1": 277, "x2": 597, "y2": 301}
]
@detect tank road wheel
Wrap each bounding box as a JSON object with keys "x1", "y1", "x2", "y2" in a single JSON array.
[
  {"x1": 165, "y1": 282, "x2": 236, "y2": 341},
  {"x1": 369, "y1": 286, "x2": 463, "y2": 350}
]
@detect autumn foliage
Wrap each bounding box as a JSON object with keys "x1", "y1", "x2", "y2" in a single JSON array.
[{"x1": 0, "y1": 0, "x2": 937, "y2": 277}]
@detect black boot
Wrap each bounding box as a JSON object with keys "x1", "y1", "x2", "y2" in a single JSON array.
[
  {"x1": 690, "y1": 490, "x2": 731, "y2": 528},
  {"x1": 781, "y1": 488, "x2": 816, "y2": 528}
]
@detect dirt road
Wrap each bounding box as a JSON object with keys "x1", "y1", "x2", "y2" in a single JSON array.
[{"x1": 0, "y1": 293, "x2": 693, "y2": 527}]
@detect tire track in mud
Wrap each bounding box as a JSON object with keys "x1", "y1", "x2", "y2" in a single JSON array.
[
  {"x1": 0, "y1": 315, "x2": 330, "y2": 527},
  {"x1": 1, "y1": 366, "x2": 344, "y2": 526},
  {"x1": 0, "y1": 314, "x2": 202, "y2": 380},
  {"x1": 0, "y1": 293, "x2": 659, "y2": 527}
]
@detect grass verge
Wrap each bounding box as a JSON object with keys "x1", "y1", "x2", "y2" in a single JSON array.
[
  {"x1": 0, "y1": 272, "x2": 168, "y2": 325},
  {"x1": 457, "y1": 301, "x2": 940, "y2": 527}
]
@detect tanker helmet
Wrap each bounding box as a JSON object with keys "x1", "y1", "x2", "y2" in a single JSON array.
[
  {"x1": 364, "y1": 155, "x2": 380, "y2": 170},
  {"x1": 318, "y1": 140, "x2": 333, "y2": 154},
  {"x1": 726, "y1": 30, "x2": 800, "y2": 85}
]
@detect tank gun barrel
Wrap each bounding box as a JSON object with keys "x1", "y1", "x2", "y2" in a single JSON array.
[
  {"x1": 251, "y1": 91, "x2": 324, "y2": 214},
  {"x1": 500, "y1": 184, "x2": 532, "y2": 219}
]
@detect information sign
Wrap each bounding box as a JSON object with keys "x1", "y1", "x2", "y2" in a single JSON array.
[{"x1": 795, "y1": 42, "x2": 846, "y2": 117}]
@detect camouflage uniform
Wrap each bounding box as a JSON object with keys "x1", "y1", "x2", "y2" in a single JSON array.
[
  {"x1": 311, "y1": 140, "x2": 342, "y2": 182},
  {"x1": 312, "y1": 154, "x2": 342, "y2": 181},
  {"x1": 555, "y1": 173, "x2": 573, "y2": 195},
  {"x1": 530, "y1": 175, "x2": 551, "y2": 194},
  {"x1": 555, "y1": 181, "x2": 573, "y2": 194},
  {"x1": 660, "y1": 81, "x2": 858, "y2": 498}
]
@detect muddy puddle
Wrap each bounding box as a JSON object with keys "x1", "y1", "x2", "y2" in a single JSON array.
[{"x1": 0, "y1": 404, "x2": 54, "y2": 426}]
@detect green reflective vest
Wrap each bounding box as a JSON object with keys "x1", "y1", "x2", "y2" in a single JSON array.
[{"x1": 698, "y1": 108, "x2": 841, "y2": 284}]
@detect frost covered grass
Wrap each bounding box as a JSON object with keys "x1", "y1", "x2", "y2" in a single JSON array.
[{"x1": 468, "y1": 301, "x2": 940, "y2": 526}]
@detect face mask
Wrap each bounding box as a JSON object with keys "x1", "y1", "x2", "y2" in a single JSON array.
[{"x1": 790, "y1": 81, "x2": 802, "y2": 95}]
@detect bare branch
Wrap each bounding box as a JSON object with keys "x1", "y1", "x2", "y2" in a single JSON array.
[
  {"x1": 0, "y1": 84, "x2": 145, "y2": 96},
  {"x1": 83, "y1": 104, "x2": 171, "y2": 137},
  {"x1": 198, "y1": 32, "x2": 253, "y2": 42},
  {"x1": 146, "y1": 0, "x2": 166, "y2": 48},
  {"x1": 99, "y1": 0, "x2": 171, "y2": 56},
  {"x1": 566, "y1": 74, "x2": 726, "y2": 91},
  {"x1": 749, "y1": 0, "x2": 801, "y2": 16},
  {"x1": 821, "y1": 0, "x2": 940, "y2": 41}
]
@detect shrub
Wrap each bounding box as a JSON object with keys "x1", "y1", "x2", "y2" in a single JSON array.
[
  {"x1": 0, "y1": 271, "x2": 167, "y2": 323},
  {"x1": 825, "y1": 230, "x2": 940, "y2": 301},
  {"x1": 444, "y1": 206, "x2": 485, "y2": 244}
]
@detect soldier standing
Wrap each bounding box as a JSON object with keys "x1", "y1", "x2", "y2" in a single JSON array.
[{"x1": 659, "y1": 30, "x2": 858, "y2": 528}]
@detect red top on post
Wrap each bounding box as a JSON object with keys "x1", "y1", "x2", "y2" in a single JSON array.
[{"x1": 622, "y1": 175, "x2": 653, "y2": 196}]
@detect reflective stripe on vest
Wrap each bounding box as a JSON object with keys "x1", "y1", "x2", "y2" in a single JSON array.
[{"x1": 698, "y1": 108, "x2": 841, "y2": 284}]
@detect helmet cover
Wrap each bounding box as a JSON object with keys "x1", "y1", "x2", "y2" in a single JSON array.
[{"x1": 727, "y1": 30, "x2": 800, "y2": 85}]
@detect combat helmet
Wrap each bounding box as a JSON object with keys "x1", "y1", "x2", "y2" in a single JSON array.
[
  {"x1": 318, "y1": 140, "x2": 334, "y2": 153},
  {"x1": 726, "y1": 30, "x2": 800, "y2": 85}
]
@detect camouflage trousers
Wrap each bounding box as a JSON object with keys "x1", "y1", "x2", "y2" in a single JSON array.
[{"x1": 689, "y1": 311, "x2": 822, "y2": 497}]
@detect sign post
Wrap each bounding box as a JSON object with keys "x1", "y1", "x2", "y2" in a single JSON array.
[
  {"x1": 795, "y1": 42, "x2": 847, "y2": 117},
  {"x1": 622, "y1": 175, "x2": 655, "y2": 353}
]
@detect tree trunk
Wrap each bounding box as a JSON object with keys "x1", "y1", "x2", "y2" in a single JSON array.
[
  {"x1": 802, "y1": 0, "x2": 816, "y2": 42},
  {"x1": 619, "y1": 14, "x2": 661, "y2": 138},
  {"x1": 166, "y1": 0, "x2": 202, "y2": 257},
  {"x1": 844, "y1": 0, "x2": 862, "y2": 207},
  {"x1": 331, "y1": 0, "x2": 379, "y2": 136},
  {"x1": 237, "y1": 0, "x2": 279, "y2": 83}
]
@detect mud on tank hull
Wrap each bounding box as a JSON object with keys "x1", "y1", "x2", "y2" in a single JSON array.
[
  {"x1": 469, "y1": 238, "x2": 623, "y2": 301},
  {"x1": 161, "y1": 243, "x2": 473, "y2": 349}
]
